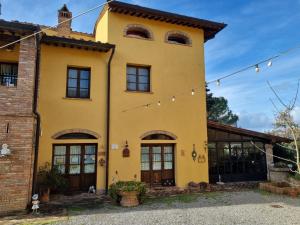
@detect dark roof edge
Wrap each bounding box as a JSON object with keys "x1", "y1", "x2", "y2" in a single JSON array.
[
  {"x1": 0, "y1": 19, "x2": 39, "y2": 34},
  {"x1": 207, "y1": 120, "x2": 292, "y2": 143},
  {"x1": 106, "y1": 1, "x2": 226, "y2": 41},
  {"x1": 41, "y1": 35, "x2": 115, "y2": 52}
]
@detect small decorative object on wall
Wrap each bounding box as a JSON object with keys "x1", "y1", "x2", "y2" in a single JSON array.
[
  {"x1": 122, "y1": 140, "x2": 130, "y2": 157},
  {"x1": 0, "y1": 144, "x2": 11, "y2": 157},
  {"x1": 191, "y1": 144, "x2": 197, "y2": 161},
  {"x1": 99, "y1": 158, "x2": 106, "y2": 167},
  {"x1": 198, "y1": 154, "x2": 206, "y2": 163},
  {"x1": 31, "y1": 194, "x2": 40, "y2": 214},
  {"x1": 204, "y1": 141, "x2": 208, "y2": 153}
]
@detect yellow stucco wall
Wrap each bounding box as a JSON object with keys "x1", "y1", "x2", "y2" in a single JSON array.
[
  {"x1": 38, "y1": 8, "x2": 209, "y2": 191},
  {"x1": 103, "y1": 12, "x2": 208, "y2": 187},
  {"x1": 0, "y1": 44, "x2": 20, "y2": 62},
  {"x1": 38, "y1": 45, "x2": 110, "y2": 190}
]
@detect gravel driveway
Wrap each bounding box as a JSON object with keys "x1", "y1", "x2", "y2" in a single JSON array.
[{"x1": 53, "y1": 190, "x2": 300, "y2": 225}]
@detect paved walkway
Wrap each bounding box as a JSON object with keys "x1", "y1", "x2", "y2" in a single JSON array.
[
  {"x1": 1, "y1": 191, "x2": 300, "y2": 225},
  {"x1": 55, "y1": 190, "x2": 300, "y2": 225}
]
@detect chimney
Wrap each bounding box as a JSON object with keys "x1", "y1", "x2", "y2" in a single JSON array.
[{"x1": 57, "y1": 4, "x2": 72, "y2": 37}]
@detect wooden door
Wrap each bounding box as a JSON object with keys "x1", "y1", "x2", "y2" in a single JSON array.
[
  {"x1": 141, "y1": 144, "x2": 175, "y2": 187},
  {"x1": 53, "y1": 144, "x2": 97, "y2": 192}
]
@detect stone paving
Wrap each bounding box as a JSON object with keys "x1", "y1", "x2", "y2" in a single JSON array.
[{"x1": 1, "y1": 190, "x2": 299, "y2": 225}]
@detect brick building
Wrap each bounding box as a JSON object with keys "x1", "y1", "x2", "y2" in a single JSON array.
[{"x1": 0, "y1": 21, "x2": 39, "y2": 214}]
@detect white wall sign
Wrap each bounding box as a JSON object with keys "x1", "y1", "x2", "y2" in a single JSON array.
[{"x1": 111, "y1": 144, "x2": 119, "y2": 150}]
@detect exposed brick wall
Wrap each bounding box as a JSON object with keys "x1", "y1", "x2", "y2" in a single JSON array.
[{"x1": 0, "y1": 37, "x2": 37, "y2": 214}]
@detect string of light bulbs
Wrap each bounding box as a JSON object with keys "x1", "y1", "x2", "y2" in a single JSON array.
[
  {"x1": 121, "y1": 88, "x2": 198, "y2": 113},
  {"x1": 0, "y1": 0, "x2": 115, "y2": 49},
  {"x1": 122, "y1": 42, "x2": 300, "y2": 113},
  {"x1": 206, "y1": 43, "x2": 300, "y2": 86}
]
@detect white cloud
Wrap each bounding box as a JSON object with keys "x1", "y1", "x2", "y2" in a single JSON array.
[
  {"x1": 237, "y1": 111, "x2": 273, "y2": 132},
  {"x1": 291, "y1": 106, "x2": 300, "y2": 124}
]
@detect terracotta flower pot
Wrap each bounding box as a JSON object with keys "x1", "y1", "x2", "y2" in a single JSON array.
[
  {"x1": 40, "y1": 188, "x2": 50, "y2": 203},
  {"x1": 119, "y1": 191, "x2": 139, "y2": 207}
]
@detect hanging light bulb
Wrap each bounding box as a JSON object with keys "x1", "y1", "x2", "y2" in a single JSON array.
[
  {"x1": 216, "y1": 80, "x2": 221, "y2": 86},
  {"x1": 172, "y1": 96, "x2": 176, "y2": 102},
  {"x1": 267, "y1": 60, "x2": 272, "y2": 67},
  {"x1": 191, "y1": 89, "x2": 195, "y2": 96},
  {"x1": 255, "y1": 64, "x2": 260, "y2": 73},
  {"x1": 157, "y1": 101, "x2": 161, "y2": 106}
]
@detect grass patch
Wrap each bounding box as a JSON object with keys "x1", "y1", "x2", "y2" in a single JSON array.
[
  {"x1": 20, "y1": 218, "x2": 64, "y2": 225},
  {"x1": 253, "y1": 189, "x2": 273, "y2": 196},
  {"x1": 144, "y1": 192, "x2": 223, "y2": 206}
]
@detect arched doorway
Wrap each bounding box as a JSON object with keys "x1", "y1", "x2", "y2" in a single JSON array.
[
  {"x1": 140, "y1": 131, "x2": 176, "y2": 187},
  {"x1": 52, "y1": 129, "x2": 99, "y2": 192}
]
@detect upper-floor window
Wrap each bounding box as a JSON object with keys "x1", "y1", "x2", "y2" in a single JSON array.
[
  {"x1": 124, "y1": 24, "x2": 153, "y2": 40},
  {"x1": 165, "y1": 31, "x2": 192, "y2": 46},
  {"x1": 66, "y1": 67, "x2": 90, "y2": 98},
  {"x1": 127, "y1": 65, "x2": 150, "y2": 92},
  {"x1": 0, "y1": 62, "x2": 18, "y2": 87}
]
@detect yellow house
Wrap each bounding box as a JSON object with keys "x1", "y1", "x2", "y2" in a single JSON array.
[{"x1": 37, "y1": 1, "x2": 226, "y2": 192}]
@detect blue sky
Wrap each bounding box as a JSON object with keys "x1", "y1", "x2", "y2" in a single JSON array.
[{"x1": 1, "y1": 0, "x2": 300, "y2": 131}]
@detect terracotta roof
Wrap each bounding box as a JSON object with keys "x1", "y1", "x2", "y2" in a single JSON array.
[
  {"x1": 207, "y1": 120, "x2": 292, "y2": 143},
  {"x1": 0, "y1": 19, "x2": 39, "y2": 34},
  {"x1": 106, "y1": 1, "x2": 226, "y2": 41},
  {"x1": 41, "y1": 35, "x2": 115, "y2": 52}
]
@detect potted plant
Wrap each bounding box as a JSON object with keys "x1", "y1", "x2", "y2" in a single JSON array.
[
  {"x1": 37, "y1": 163, "x2": 68, "y2": 203},
  {"x1": 109, "y1": 181, "x2": 146, "y2": 207}
]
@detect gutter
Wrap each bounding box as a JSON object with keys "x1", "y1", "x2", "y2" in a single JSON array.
[
  {"x1": 105, "y1": 46, "x2": 115, "y2": 194},
  {"x1": 32, "y1": 33, "x2": 41, "y2": 195}
]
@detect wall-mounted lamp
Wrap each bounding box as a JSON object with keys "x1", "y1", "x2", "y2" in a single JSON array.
[
  {"x1": 192, "y1": 144, "x2": 197, "y2": 161},
  {"x1": 122, "y1": 140, "x2": 130, "y2": 157},
  {"x1": 99, "y1": 158, "x2": 105, "y2": 167}
]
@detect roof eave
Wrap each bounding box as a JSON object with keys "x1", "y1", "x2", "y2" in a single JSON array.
[
  {"x1": 41, "y1": 35, "x2": 115, "y2": 52},
  {"x1": 207, "y1": 120, "x2": 292, "y2": 143}
]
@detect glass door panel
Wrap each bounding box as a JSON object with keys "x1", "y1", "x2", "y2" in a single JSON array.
[
  {"x1": 84, "y1": 145, "x2": 96, "y2": 173},
  {"x1": 141, "y1": 146, "x2": 150, "y2": 171},
  {"x1": 53, "y1": 146, "x2": 66, "y2": 174},
  {"x1": 164, "y1": 146, "x2": 173, "y2": 170},
  {"x1": 69, "y1": 145, "x2": 81, "y2": 174},
  {"x1": 152, "y1": 146, "x2": 162, "y2": 170}
]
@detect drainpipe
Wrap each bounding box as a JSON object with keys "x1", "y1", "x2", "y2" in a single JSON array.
[
  {"x1": 32, "y1": 33, "x2": 41, "y2": 195},
  {"x1": 105, "y1": 46, "x2": 115, "y2": 194}
]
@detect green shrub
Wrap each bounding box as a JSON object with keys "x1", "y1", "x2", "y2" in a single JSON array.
[
  {"x1": 37, "y1": 163, "x2": 68, "y2": 193},
  {"x1": 295, "y1": 173, "x2": 300, "y2": 181},
  {"x1": 108, "y1": 181, "x2": 146, "y2": 204}
]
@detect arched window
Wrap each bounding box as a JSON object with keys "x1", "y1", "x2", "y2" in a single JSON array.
[
  {"x1": 52, "y1": 129, "x2": 100, "y2": 139},
  {"x1": 140, "y1": 130, "x2": 177, "y2": 140},
  {"x1": 124, "y1": 24, "x2": 153, "y2": 40},
  {"x1": 142, "y1": 134, "x2": 175, "y2": 140},
  {"x1": 166, "y1": 31, "x2": 192, "y2": 46},
  {"x1": 56, "y1": 133, "x2": 97, "y2": 140}
]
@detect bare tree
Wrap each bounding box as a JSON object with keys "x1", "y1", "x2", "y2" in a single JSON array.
[{"x1": 266, "y1": 80, "x2": 300, "y2": 174}]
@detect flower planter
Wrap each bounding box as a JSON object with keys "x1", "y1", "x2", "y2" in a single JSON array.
[
  {"x1": 40, "y1": 187, "x2": 50, "y2": 203},
  {"x1": 259, "y1": 182, "x2": 300, "y2": 197},
  {"x1": 119, "y1": 191, "x2": 139, "y2": 207}
]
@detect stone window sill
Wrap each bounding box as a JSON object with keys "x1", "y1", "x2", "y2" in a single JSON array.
[
  {"x1": 62, "y1": 97, "x2": 92, "y2": 101},
  {"x1": 124, "y1": 90, "x2": 153, "y2": 94}
]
